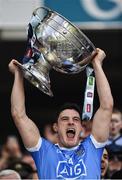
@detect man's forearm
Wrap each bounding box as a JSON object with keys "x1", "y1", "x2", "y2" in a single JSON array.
[
  {"x1": 11, "y1": 69, "x2": 26, "y2": 119},
  {"x1": 93, "y1": 63, "x2": 113, "y2": 109}
]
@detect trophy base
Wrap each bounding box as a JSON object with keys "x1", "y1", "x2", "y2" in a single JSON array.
[{"x1": 16, "y1": 62, "x2": 53, "y2": 97}]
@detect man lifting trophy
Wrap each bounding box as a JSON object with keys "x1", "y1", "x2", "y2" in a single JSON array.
[
  {"x1": 9, "y1": 6, "x2": 114, "y2": 179},
  {"x1": 16, "y1": 7, "x2": 96, "y2": 97}
]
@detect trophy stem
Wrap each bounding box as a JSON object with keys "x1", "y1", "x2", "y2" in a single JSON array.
[{"x1": 17, "y1": 57, "x2": 53, "y2": 96}]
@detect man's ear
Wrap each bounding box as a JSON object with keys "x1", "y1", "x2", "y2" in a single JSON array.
[{"x1": 53, "y1": 123, "x2": 58, "y2": 133}]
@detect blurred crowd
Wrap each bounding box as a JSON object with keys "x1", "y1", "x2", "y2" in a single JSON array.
[
  {"x1": 0, "y1": 108, "x2": 122, "y2": 179},
  {"x1": 0, "y1": 135, "x2": 38, "y2": 179}
]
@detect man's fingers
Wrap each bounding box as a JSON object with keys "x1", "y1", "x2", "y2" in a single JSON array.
[{"x1": 12, "y1": 59, "x2": 19, "y2": 65}]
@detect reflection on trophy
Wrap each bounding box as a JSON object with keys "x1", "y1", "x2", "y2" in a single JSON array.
[{"x1": 17, "y1": 7, "x2": 96, "y2": 96}]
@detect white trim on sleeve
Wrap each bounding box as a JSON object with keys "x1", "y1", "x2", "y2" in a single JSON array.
[
  {"x1": 90, "y1": 135, "x2": 107, "y2": 148},
  {"x1": 26, "y1": 137, "x2": 42, "y2": 152}
]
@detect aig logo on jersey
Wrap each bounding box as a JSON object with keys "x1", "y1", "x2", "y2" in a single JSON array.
[{"x1": 56, "y1": 158, "x2": 87, "y2": 179}]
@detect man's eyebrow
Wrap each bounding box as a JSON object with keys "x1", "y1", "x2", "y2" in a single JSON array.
[
  {"x1": 73, "y1": 116, "x2": 81, "y2": 119},
  {"x1": 111, "y1": 118, "x2": 119, "y2": 121},
  {"x1": 60, "y1": 116, "x2": 69, "y2": 119}
]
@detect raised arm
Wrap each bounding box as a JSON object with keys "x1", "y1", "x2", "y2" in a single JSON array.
[
  {"x1": 9, "y1": 59, "x2": 40, "y2": 148},
  {"x1": 91, "y1": 49, "x2": 113, "y2": 142}
]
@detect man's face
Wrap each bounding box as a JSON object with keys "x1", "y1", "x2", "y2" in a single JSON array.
[
  {"x1": 101, "y1": 149, "x2": 109, "y2": 177},
  {"x1": 5, "y1": 137, "x2": 20, "y2": 154},
  {"x1": 110, "y1": 113, "x2": 122, "y2": 137},
  {"x1": 55, "y1": 109, "x2": 82, "y2": 148},
  {"x1": 44, "y1": 124, "x2": 58, "y2": 144}
]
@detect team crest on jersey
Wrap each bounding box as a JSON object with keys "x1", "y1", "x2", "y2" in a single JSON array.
[{"x1": 56, "y1": 158, "x2": 87, "y2": 179}]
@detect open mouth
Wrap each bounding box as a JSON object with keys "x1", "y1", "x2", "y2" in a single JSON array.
[
  {"x1": 66, "y1": 128, "x2": 76, "y2": 138},
  {"x1": 101, "y1": 165, "x2": 105, "y2": 172},
  {"x1": 101, "y1": 167, "x2": 105, "y2": 170}
]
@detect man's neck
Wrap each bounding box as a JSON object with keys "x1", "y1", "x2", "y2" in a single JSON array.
[{"x1": 56, "y1": 143, "x2": 80, "y2": 151}]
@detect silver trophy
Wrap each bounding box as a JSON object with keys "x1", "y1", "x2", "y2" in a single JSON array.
[{"x1": 17, "y1": 7, "x2": 96, "y2": 96}]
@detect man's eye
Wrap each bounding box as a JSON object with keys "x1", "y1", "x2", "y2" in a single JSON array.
[
  {"x1": 74, "y1": 118, "x2": 80, "y2": 121},
  {"x1": 104, "y1": 155, "x2": 108, "y2": 160},
  {"x1": 61, "y1": 117, "x2": 68, "y2": 121}
]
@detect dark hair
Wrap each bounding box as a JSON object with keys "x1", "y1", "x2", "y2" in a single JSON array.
[{"x1": 55, "y1": 102, "x2": 81, "y2": 122}]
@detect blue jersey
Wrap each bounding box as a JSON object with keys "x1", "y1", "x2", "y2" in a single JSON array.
[{"x1": 27, "y1": 135, "x2": 106, "y2": 179}]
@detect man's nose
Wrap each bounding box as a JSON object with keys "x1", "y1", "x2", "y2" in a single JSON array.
[{"x1": 68, "y1": 118, "x2": 74, "y2": 124}]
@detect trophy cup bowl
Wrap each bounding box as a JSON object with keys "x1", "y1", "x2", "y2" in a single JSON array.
[{"x1": 17, "y1": 7, "x2": 96, "y2": 96}]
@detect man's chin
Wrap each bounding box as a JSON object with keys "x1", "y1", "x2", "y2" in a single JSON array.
[{"x1": 65, "y1": 139, "x2": 78, "y2": 148}]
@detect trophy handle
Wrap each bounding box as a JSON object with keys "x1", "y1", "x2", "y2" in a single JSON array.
[
  {"x1": 22, "y1": 6, "x2": 52, "y2": 64},
  {"x1": 33, "y1": 6, "x2": 52, "y2": 23}
]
